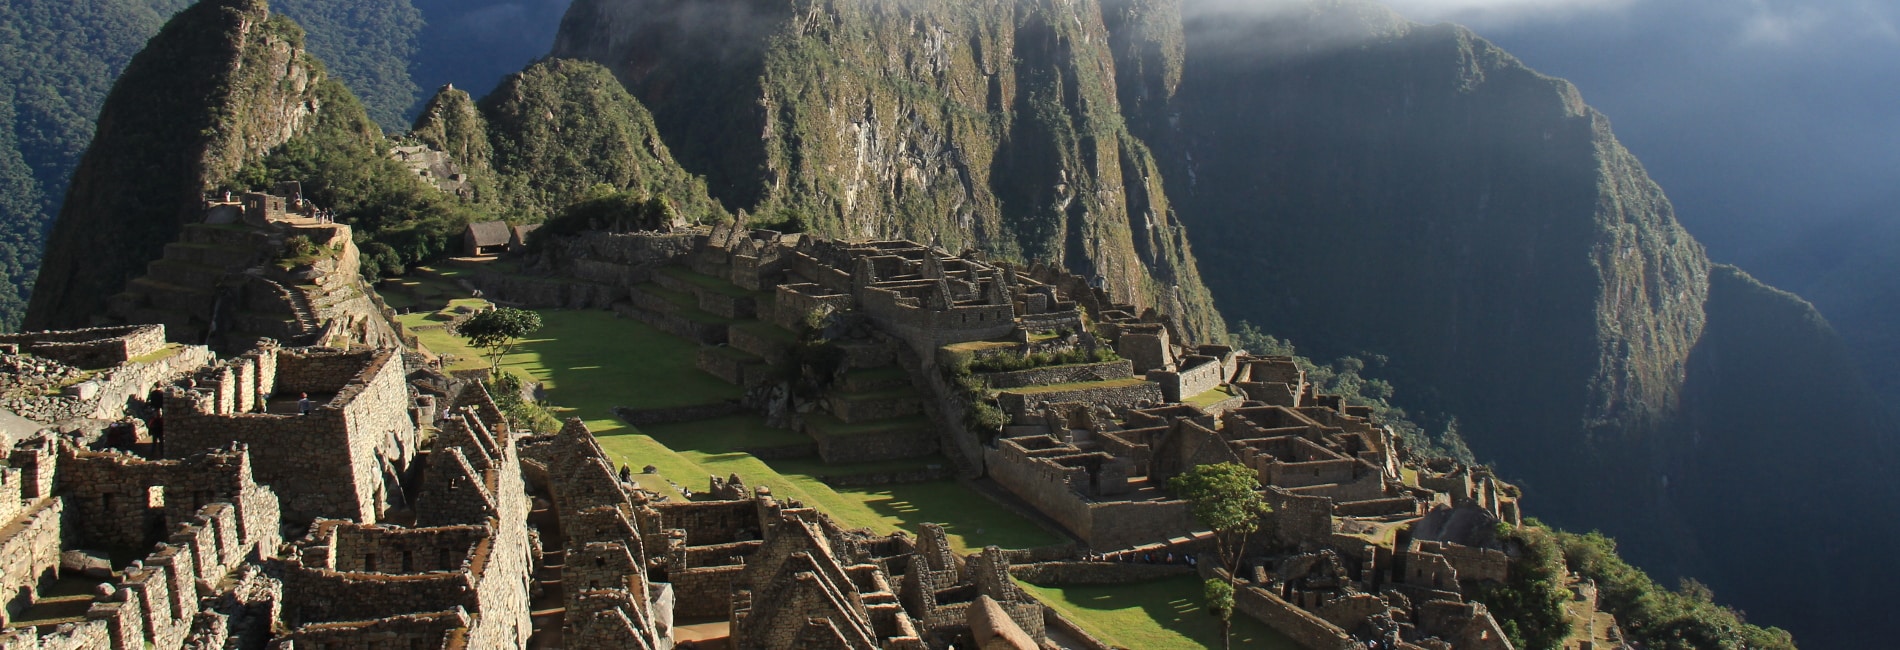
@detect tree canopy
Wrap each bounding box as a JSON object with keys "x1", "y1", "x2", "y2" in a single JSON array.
[{"x1": 454, "y1": 307, "x2": 541, "y2": 369}]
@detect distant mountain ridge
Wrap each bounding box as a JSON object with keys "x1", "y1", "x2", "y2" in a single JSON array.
[{"x1": 1141, "y1": 2, "x2": 1898, "y2": 646}]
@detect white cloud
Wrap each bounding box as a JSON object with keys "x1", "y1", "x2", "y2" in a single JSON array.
[
  {"x1": 1383, "y1": 0, "x2": 1636, "y2": 28},
  {"x1": 1733, "y1": 0, "x2": 1900, "y2": 47}
]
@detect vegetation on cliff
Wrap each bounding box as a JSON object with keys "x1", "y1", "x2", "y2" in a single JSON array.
[
  {"x1": 270, "y1": 0, "x2": 424, "y2": 132},
  {"x1": 0, "y1": 0, "x2": 194, "y2": 331},
  {"x1": 1476, "y1": 523, "x2": 1795, "y2": 650},
  {"x1": 26, "y1": 0, "x2": 326, "y2": 330},
  {"x1": 0, "y1": 0, "x2": 434, "y2": 330},
  {"x1": 476, "y1": 59, "x2": 726, "y2": 225},
  {"x1": 552, "y1": 0, "x2": 1226, "y2": 342},
  {"x1": 238, "y1": 74, "x2": 489, "y2": 279}
]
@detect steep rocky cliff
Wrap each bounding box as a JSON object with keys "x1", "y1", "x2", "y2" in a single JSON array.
[
  {"x1": 26, "y1": 0, "x2": 325, "y2": 330},
  {"x1": 1145, "y1": 1, "x2": 1895, "y2": 645},
  {"x1": 551, "y1": 0, "x2": 1224, "y2": 341}
]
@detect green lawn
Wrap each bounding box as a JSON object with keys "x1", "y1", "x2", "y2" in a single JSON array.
[
  {"x1": 1187, "y1": 385, "x2": 1240, "y2": 408},
  {"x1": 1021, "y1": 576, "x2": 1300, "y2": 650},
  {"x1": 486, "y1": 309, "x2": 1059, "y2": 554}
]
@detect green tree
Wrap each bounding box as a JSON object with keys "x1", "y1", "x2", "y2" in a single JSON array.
[
  {"x1": 1203, "y1": 578, "x2": 1236, "y2": 646},
  {"x1": 454, "y1": 307, "x2": 541, "y2": 370},
  {"x1": 1169, "y1": 462, "x2": 1270, "y2": 650}
]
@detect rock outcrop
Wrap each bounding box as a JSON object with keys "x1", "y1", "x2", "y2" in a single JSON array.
[
  {"x1": 27, "y1": 0, "x2": 325, "y2": 330},
  {"x1": 551, "y1": 0, "x2": 1225, "y2": 342}
]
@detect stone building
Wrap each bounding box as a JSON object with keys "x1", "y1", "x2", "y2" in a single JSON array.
[
  {"x1": 163, "y1": 346, "x2": 420, "y2": 524},
  {"x1": 0, "y1": 327, "x2": 536, "y2": 649}
]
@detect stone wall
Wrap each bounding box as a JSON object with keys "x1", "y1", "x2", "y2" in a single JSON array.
[
  {"x1": 1232, "y1": 581, "x2": 1356, "y2": 650},
  {"x1": 0, "y1": 498, "x2": 61, "y2": 626},
  {"x1": 167, "y1": 349, "x2": 415, "y2": 524},
  {"x1": 1264, "y1": 488, "x2": 1336, "y2": 548},
  {"x1": 671, "y1": 564, "x2": 743, "y2": 619},
  {"x1": 1152, "y1": 355, "x2": 1225, "y2": 403},
  {"x1": 983, "y1": 443, "x2": 1197, "y2": 550},
  {"x1": 473, "y1": 273, "x2": 624, "y2": 310},
  {"x1": 0, "y1": 325, "x2": 165, "y2": 369},
  {"x1": 809, "y1": 423, "x2": 937, "y2": 463},
  {"x1": 997, "y1": 381, "x2": 1163, "y2": 418},
  {"x1": 35, "y1": 500, "x2": 279, "y2": 650},
  {"x1": 979, "y1": 360, "x2": 1135, "y2": 390},
  {"x1": 268, "y1": 609, "x2": 470, "y2": 649},
  {"x1": 58, "y1": 447, "x2": 281, "y2": 555},
  {"x1": 774, "y1": 284, "x2": 854, "y2": 330},
  {"x1": 276, "y1": 565, "x2": 475, "y2": 627}
]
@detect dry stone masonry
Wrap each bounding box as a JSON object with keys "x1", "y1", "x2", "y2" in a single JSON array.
[{"x1": 0, "y1": 216, "x2": 1627, "y2": 649}]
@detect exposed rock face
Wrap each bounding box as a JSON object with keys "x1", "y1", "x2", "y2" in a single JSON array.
[
  {"x1": 27, "y1": 0, "x2": 324, "y2": 330},
  {"x1": 552, "y1": 0, "x2": 1224, "y2": 341},
  {"x1": 1146, "y1": 1, "x2": 1896, "y2": 644},
  {"x1": 410, "y1": 86, "x2": 493, "y2": 177}
]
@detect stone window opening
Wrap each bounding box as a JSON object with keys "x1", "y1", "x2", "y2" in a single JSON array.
[
  {"x1": 364, "y1": 553, "x2": 376, "y2": 572},
  {"x1": 440, "y1": 549, "x2": 452, "y2": 569},
  {"x1": 401, "y1": 551, "x2": 413, "y2": 572},
  {"x1": 147, "y1": 485, "x2": 165, "y2": 508}
]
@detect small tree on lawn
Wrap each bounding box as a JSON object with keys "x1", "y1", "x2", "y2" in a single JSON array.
[
  {"x1": 455, "y1": 307, "x2": 542, "y2": 371},
  {"x1": 1204, "y1": 578, "x2": 1235, "y2": 643},
  {"x1": 1170, "y1": 462, "x2": 1270, "y2": 650}
]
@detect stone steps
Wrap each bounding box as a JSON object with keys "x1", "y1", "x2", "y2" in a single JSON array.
[
  {"x1": 826, "y1": 386, "x2": 925, "y2": 424},
  {"x1": 840, "y1": 366, "x2": 910, "y2": 392},
  {"x1": 803, "y1": 413, "x2": 936, "y2": 463}
]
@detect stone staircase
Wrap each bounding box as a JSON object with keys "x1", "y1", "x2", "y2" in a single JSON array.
[{"x1": 254, "y1": 276, "x2": 321, "y2": 343}]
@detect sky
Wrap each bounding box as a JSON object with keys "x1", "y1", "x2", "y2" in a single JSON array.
[{"x1": 1374, "y1": 0, "x2": 1900, "y2": 284}]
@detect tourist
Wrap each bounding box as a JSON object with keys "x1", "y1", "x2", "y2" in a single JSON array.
[{"x1": 298, "y1": 393, "x2": 313, "y2": 416}]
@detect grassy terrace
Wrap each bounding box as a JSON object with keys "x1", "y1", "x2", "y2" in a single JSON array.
[
  {"x1": 410, "y1": 300, "x2": 1056, "y2": 554},
  {"x1": 1002, "y1": 377, "x2": 1151, "y2": 395},
  {"x1": 1186, "y1": 385, "x2": 1240, "y2": 408},
  {"x1": 1022, "y1": 576, "x2": 1297, "y2": 650}
]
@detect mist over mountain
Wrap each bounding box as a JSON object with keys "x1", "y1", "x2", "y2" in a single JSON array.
[{"x1": 1382, "y1": 0, "x2": 1900, "y2": 412}]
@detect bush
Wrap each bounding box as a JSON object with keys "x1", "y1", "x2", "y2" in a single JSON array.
[
  {"x1": 966, "y1": 346, "x2": 1120, "y2": 374},
  {"x1": 486, "y1": 371, "x2": 559, "y2": 434},
  {"x1": 1556, "y1": 531, "x2": 1795, "y2": 650}
]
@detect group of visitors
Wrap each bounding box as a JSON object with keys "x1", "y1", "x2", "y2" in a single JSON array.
[{"x1": 1084, "y1": 550, "x2": 1197, "y2": 566}]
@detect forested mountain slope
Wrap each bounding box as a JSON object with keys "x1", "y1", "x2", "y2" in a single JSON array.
[
  {"x1": 25, "y1": 0, "x2": 332, "y2": 329},
  {"x1": 1142, "y1": 1, "x2": 1898, "y2": 645},
  {"x1": 0, "y1": 0, "x2": 428, "y2": 331},
  {"x1": 0, "y1": 0, "x2": 195, "y2": 331},
  {"x1": 551, "y1": 0, "x2": 1226, "y2": 341}
]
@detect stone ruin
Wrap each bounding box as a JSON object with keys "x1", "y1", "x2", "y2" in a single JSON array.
[
  {"x1": 0, "y1": 325, "x2": 536, "y2": 648},
  {"x1": 105, "y1": 187, "x2": 404, "y2": 355},
  {"x1": 466, "y1": 222, "x2": 1580, "y2": 648},
  {"x1": 982, "y1": 351, "x2": 1536, "y2": 649}
]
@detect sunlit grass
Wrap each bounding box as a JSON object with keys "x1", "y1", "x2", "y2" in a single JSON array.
[{"x1": 1021, "y1": 576, "x2": 1299, "y2": 650}]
